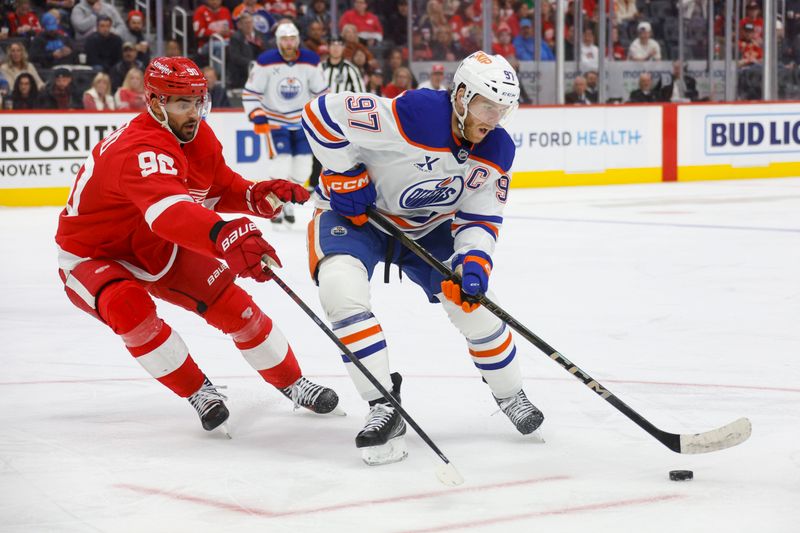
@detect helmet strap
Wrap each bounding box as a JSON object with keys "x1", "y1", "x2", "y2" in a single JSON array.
[{"x1": 452, "y1": 85, "x2": 472, "y2": 139}]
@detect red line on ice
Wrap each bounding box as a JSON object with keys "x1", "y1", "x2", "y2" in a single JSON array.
[
  {"x1": 114, "y1": 475, "x2": 569, "y2": 518},
  {"x1": 400, "y1": 493, "x2": 686, "y2": 532}
]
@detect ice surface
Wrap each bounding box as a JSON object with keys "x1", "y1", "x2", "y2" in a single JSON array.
[{"x1": 1, "y1": 178, "x2": 798, "y2": 532}]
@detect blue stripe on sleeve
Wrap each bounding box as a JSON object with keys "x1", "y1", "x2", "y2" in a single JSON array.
[
  {"x1": 456, "y1": 211, "x2": 504, "y2": 224},
  {"x1": 318, "y1": 95, "x2": 344, "y2": 136},
  {"x1": 301, "y1": 118, "x2": 351, "y2": 149}
]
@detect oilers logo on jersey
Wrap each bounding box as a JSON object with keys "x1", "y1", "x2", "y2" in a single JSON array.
[
  {"x1": 399, "y1": 176, "x2": 464, "y2": 209},
  {"x1": 278, "y1": 77, "x2": 303, "y2": 100}
]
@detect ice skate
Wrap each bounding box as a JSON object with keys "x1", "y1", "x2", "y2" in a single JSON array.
[
  {"x1": 188, "y1": 377, "x2": 231, "y2": 438},
  {"x1": 280, "y1": 376, "x2": 344, "y2": 415},
  {"x1": 494, "y1": 389, "x2": 544, "y2": 435},
  {"x1": 282, "y1": 202, "x2": 295, "y2": 224},
  {"x1": 356, "y1": 373, "x2": 408, "y2": 466}
]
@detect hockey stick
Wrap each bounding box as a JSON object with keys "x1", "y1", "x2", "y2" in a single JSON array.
[
  {"x1": 267, "y1": 269, "x2": 464, "y2": 486},
  {"x1": 366, "y1": 206, "x2": 752, "y2": 455}
]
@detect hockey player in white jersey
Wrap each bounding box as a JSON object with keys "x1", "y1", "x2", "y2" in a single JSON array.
[
  {"x1": 301, "y1": 51, "x2": 544, "y2": 465},
  {"x1": 243, "y1": 22, "x2": 328, "y2": 223}
]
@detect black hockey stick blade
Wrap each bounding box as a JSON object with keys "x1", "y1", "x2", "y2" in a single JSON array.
[
  {"x1": 365, "y1": 207, "x2": 753, "y2": 455},
  {"x1": 265, "y1": 266, "x2": 464, "y2": 486}
]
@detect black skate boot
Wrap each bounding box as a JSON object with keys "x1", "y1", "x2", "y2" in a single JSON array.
[
  {"x1": 188, "y1": 377, "x2": 230, "y2": 436},
  {"x1": 356, "y1": 372, "x2": 408, "y2": 465},
  {"x1": 280, "y1": 376, "x2": 343, "y2": 415},
  {"x1": 494, "y1": 389, "x2": 544, "y2": 435}
]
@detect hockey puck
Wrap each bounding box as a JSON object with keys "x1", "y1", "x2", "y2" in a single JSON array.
[{"x1": 669, "y1": 470, "x2": 693, "y2": 481}]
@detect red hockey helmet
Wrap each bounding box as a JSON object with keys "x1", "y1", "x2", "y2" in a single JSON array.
[{"x1": 144, "y1": 56, "x2": 207, "y2": 101}]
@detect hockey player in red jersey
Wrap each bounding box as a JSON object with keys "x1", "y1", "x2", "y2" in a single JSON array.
[{"x1": 55, "y1": 56, "x2": 341, "y2": 435}]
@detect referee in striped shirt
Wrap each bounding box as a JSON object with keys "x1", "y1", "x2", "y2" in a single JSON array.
[
  {"x1": 309, "y1": 36, "x2": 366, "y2": 189},
  {"x1": 322, "y1": 36, "x2": 365, "y2": 93}
]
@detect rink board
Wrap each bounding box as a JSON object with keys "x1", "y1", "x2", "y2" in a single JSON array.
[{"x1": 1, "y1": 102, "x2": 797, "y2": 206}]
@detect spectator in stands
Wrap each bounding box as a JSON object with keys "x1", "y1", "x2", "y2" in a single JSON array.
[
  {"x1": 263, "y1": 0, "x2": 297, "y2": 20},
  {"x1": 8, "y1": 0, "x2": 42, "y2": 38},
  {"x1": 660, "y1": 61, "x2": 698, "y2": 102},
  {"x1": 164, "y1": 39, "x2": 182, "y2": 57},
  {"x1": 579, "y1": 27, "x2": 599, "y2": 72},
  {"x1": 86, "y1": 16, "x2": 123, "y2": 73},
  {"x1": 30, "y1": 12, "x2": 76, "y2": 68},
  {"x1": 418, "y1": 0, "x2": 448, "y2": 35},
  {"x1": 202, "y1": 66, "x2": 230, "y2": 108},
  {"x1": 71, "y1": 0, "x2": 125, "y2": 42},
  {"x1": 109, "y1": 42, "x2": 144, "y2": 91},
  {"x1": 40, "y1": 68, "x2": 83, "y2": 109},
  {"x1": 119, "y1": 10, "x2": 150, "y2": 64},
  {"x1": 492, "y1": 23, "x2": 516, "y2": 58},
  {"x1": 417, "y1": 63, "x2": 447, "y2": 91},
  {"x1": 300, "y1": 0, "x2": 331, "y2": 37},
  {"x1": 0, "y1": 73, "x2": 10, "y2": 109},
  {"x1": 232, "y1": 0, "x2": 276, "y2": 42},
  {"x1": 411, "y1": 27, "x2": 434, "y2": 61},
  {"x1": 740, "y1": 1, "x2": 764, "y2": 46},
  {"x1": 565, "y1": 75, "x2": 592, "y2": 104},
  {"x1": 351, "y1": 48, "x2": 369, "y2": 79},
  {"x1": 738, "y1": 22, "x2": 763, "y2": 66},
  {"x1": 365, "y1": 67, "x2": 384, "y2": 96},
  {"x1": 82, "y1": 71, "x2": 116, "y2": 110},
  {"x1": 431, "y1": 24, "x2": 460, "y2": 61},
  {"x1": 193, "y1": 0, "x2": 234, "y2": 55},
  {"x1": 229, "y1": 12, "x2": 266, "y2": 88},
  {"x1": 614, "y1": 0, "x2": 640, "y2": 29},
  {"x1": 9, "y1": 72, "x2": 41, "y2": 110},
  {"x1": 233, "y1": 0, "x2": 264, "y2": 20},
  {"x1": 585, "y1": 70, "x2": 599, "y2": 103},
  {"x1": 382, "y1": 66, "x2": 412, "y2": 98},
  {"x1": 513, "y1": 18, "x2": 548, "y2": 61},
  {"x1": 384, "y1": 0, "x2": 408, "y2": 46},
  {"x1": 628, "y1": 21, "x2": 661, "y2": 61},
  {"x1": 1, "y1": 42, "x2": 45, "y2": 89},
  {"x1": 629, "y1": 72, "x2": 658, "y2": 102},
  {"x1": 384, "y1": 47, "x2": 405, "y2": 83},
  {"x1": 610, "y1": 26, "x2": 627, "y2": 60},
  {"x1": 114, "y1": 66, "x2": 145, "y2": 110},
  {"x1": 304, "y1": 20, "x2": 326, "y2": 54},
  {"x1": 341, "y1": 23, "x2": 374, "y2": 62},
  {"x1": 339, "y1": 0, "x2": 384, "y2": 45}
]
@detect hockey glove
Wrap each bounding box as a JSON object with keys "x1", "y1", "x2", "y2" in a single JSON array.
[
  {"x1": 249, "y1": 109, "x2": 269, "y2": 126},
  {"x1": 245, "y1": 180, "x2": 311, "y2": 219},
  {"x1": 212, "y1": 218, "x2": 281, "y2": 282},
  {"x1": 321, "y1": 164, "x2": 375, "y2": 226},
  {"x1": 440, "y1": 251, "x2": 493, "y2": 313}
]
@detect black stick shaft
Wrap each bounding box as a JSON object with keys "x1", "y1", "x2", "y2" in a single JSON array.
[
  {"x1": 269, "y1": 272, "x2": 458, "y2": 463},
  {"x1": 366, "y1": 206, "x2": 680, "y2": 452}
]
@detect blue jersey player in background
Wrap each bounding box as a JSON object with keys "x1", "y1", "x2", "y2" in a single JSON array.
[{"x1": 301, "y1": 52, "x2": 545, "y2": 466}]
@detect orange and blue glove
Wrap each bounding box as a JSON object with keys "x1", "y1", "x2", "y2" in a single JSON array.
[
  {"x1": 441, "y1": 251, "x2": 492, "y2": 313},
  {"x1": 321, "y1": 163, "x2": 376, "y2": 226}
]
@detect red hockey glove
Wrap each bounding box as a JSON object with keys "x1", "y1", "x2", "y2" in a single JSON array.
[
  {"x1": 212, "y1": 218, "x2": 281, "y2": 282},
  {"x1": 245, "y1": 180, "x2": 311, "y2": 219}
]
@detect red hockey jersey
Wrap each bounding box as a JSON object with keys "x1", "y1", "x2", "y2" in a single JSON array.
[{"x1": 56, "y1": 112, "x2": 254, "y2": 280}]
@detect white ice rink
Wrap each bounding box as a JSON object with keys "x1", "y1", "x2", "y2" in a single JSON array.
[{"x1": 1, "y1": 178, "x2": 798, "y2": 532}]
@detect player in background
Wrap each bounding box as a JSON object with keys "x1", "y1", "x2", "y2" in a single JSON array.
[
  {"x1": 243, "y1": 22, "x2": 328, "y2": 224},
  {"x1": 301, "y1": 52, "x2": 544, "y2": 465},
  {"x1": 55, "y1": 57, "x2": 341, "y2": 436}
]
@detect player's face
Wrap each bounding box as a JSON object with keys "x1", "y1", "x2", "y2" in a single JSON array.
[
  {"x1": 278, "y1": 35, "x2": 299, "y2": 58},
  {"x1": 162, "y1": 95, "x2": 209, "y2": 142},
  {"x1": 462, "y1": 94, "x2": 513, "y2": 143}
]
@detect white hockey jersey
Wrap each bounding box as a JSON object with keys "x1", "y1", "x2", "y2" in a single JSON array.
[
  {"x1": 301, "y1": 88, "x2": 515, "y2": 261},
  {"x1": 242, "y1": 48, "x2": 328, "y2": 128}
]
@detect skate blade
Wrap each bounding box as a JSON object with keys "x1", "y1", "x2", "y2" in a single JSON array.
[
  {"x1": 217, "y1": 421, "x2": 232, "y2": 439},
  {"x1": 361, "y1": 436, "x2": 408, "y2": 466},
  {"x1": 328, "y1": 405, "x2": 347, "y2": 416},
  {"x1": 526, "y1": 430, "x2": 545, "y2": 444}
]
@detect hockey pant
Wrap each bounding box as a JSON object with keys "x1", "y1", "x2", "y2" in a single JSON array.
[
  {"x1": 317, "y1": 254, "x2": 522, "y2": 402},
  {"x1": 260, "y1": 127, "x2": 312, "y2": 186},
  {"x1": 59, "y1": 247, "x2": 301, "y2": 398}
]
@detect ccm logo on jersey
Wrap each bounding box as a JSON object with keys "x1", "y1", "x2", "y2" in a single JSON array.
[
  {"x1": 399, "y1": 176, "x2": 464, "y2": 209},
  {"x1": 220, "y1": 222, "x2": 258, "y2": 251}
]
